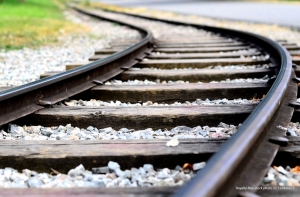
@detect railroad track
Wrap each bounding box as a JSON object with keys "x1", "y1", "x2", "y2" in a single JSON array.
[{"x1": 0, "y1": 5, "x2": 300, "y2": 197}]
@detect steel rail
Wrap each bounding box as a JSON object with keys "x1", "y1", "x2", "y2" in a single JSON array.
[
  {"x1": 0, "y1": 8, "x2": 154, "y2": 126},
  {"x1": 94, "y1": 8, "x2": 294, "y2": 197},
  {"x1": 174, "y1": 39, "x2": 293, "y2": 197},
  {"x1": 0, "y1": 5, "x2": 294, "y2": 196}
]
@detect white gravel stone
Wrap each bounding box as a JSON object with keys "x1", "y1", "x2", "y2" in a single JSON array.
[
  {"x1": 143, "y1": 164, "x2": 154, "y2": 172},
  {"x1": 108, "y1": 161, "x2": 120, "y2": 171},
  {"x1": 166, "y1": 138, "x2": 179, "y2": 147},
  {"x1": 28, "y1": 178, "x2": 44, "y2": 188},
  {"x1": 67, "y1": 164, "x2": 85, "y2": 177},
  {"x1": 192, "y1": 162, "x2": 206, "y2": 171}
]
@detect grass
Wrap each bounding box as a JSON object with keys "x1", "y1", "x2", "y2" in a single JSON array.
[{"x1": 0, "y1": 0, "x2": 89, "y2": 50}]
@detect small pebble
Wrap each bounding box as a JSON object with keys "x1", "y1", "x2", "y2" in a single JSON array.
[
  {"x1": 108, "y1": 161, "x2": 120, "y2": 171},
  {"x1": 193, "y1": 162, "x2": 206, "y2": 171},
  {"x1": 166, "y1": 138, "x2": 179, "y2": 147}
]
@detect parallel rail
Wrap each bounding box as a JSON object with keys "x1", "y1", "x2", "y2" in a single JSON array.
[
  {"x1": 0, "y1": 5, "x2": 297, "y2": 197},
  {"x1": 86, "y1": 8, "x2": 296, "y2": 196}
]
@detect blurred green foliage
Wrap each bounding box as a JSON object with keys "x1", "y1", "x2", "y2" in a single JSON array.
[{"x1": 0, "y1": 0, "x2": 88, "y2": 50}]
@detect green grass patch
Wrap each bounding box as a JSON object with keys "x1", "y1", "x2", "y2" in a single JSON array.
[{"x1": 0, "y1": 0, "x2": 89, "y2": 50}]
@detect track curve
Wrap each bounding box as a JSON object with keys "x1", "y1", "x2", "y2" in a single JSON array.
[{"x1": 0, "y1": 5, "x2": 297, "y2": 197}]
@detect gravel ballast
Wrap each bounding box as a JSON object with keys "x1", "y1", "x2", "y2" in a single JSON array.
[
  {"x1": 130, "y1": 63, "x2": 271, "y2": 70},
  {"x1": 262, "y1": 165, "x2": 300, "y2": 187},
  {"x1": 63, "y1": 98, "x2": 261, "y2": 107},
  {"x1": 3, "y1": 122, "x2": 240, "y2": 140},
  {"x1": 279, "y1": 122, "x2": 300, "y2": 137},
  {"x1": 90, "y1": 10, "x2": 214, "y2": 39},
  {"x1": 0, "y1": 161, "x2": 206, "y2": 188},
  {"x1": 104, "y1": 76, "x2": 270, "y2": 85}
]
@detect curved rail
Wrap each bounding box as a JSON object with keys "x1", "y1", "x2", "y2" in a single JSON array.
[
  {"x1": 0, "y1": 8, "x2": 154, "y2": 126},
  {"x1": 0, "y1": 5, "x2": 295, "y2": 196},
  {"x1": 174, "y1": 35, "x2": 293, "y2": 197},
  {"x1": 94, "y1": 8, "x2": 295, "y2": 197}
]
